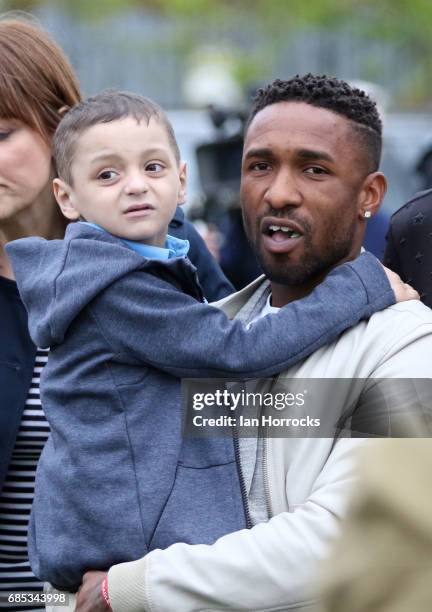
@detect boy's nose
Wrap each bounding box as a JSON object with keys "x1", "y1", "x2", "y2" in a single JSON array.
[{"x1": 124, "y1": 171, "x2": 149, "y2": 195}]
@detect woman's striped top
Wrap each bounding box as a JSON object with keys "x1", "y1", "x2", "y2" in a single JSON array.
[{"x1": 0, "y1": 348, "x2": 50, "y2": 611}]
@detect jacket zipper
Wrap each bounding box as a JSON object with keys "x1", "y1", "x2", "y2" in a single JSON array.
[
  {"x1": 233, "y1": 428, "x2": 253, "y2": 529},
  {"x1": 263, "y1": 432, "x2": 274, "y2": 518}
]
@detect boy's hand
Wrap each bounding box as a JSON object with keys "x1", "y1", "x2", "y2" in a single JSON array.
[
  {"x1": 383, "y1": 266, "x2": 419, "y2": 303},
  {"x1": 75, "y1": 571, "x2": 109, "y2": 611}
]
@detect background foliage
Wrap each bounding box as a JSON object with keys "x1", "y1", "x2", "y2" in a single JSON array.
[{"x1": 2, "y1": 0, "x2": 432, "y2": 107}]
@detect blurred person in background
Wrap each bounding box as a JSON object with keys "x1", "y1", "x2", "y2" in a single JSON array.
[
  {"x1": 362, "y1": 208, "x2": 390, "y2": 260},
  {"x1": 384, "y1": 188, "x2": 432, "y2": 308},
  {"x1": 320, "y1": 440, "x2": 432, "y2": 612},
  {"x1": 0, "y1": 14, "x2": 232, "y2": 611},
  {"x1": 416, "y1": 147, "x2": 432, "y2": 190}
]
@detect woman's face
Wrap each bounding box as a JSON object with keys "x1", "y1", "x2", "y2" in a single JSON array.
[{"x1": 0, "y1": 119, "x2": 53, "y2": 222}]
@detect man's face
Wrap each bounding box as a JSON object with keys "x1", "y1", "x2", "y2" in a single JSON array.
[
  {"x1": 241, "y1": 101, "x2": 375, "y2": 286},
  {"x1": 54, "y1": 117, "x2": 186, "y2": 246}
]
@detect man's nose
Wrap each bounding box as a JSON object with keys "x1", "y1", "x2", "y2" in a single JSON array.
[
  {"x1": 264, "y1": 168, "x2": 302, "y2": 210},
  {"x1": 124, "y1": 170, "x2": 149, "y2": 195}
]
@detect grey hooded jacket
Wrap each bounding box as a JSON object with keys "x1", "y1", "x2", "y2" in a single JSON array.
[{"x1": 6, "y1": 222, "x2": 394, "y2": 590}]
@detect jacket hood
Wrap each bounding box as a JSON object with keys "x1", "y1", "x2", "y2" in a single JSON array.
[{"x1": 6, "y1": 223, "x2": 150, "y2": 348}]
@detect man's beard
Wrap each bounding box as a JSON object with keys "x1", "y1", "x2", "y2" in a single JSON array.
[{"x1": 251, "y1": 220, "x2": 357, "y2": 286}]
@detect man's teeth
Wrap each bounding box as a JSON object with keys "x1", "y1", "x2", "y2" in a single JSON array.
[{"x1": 268, "y1": 225, "x2": 301, "y2": 238}]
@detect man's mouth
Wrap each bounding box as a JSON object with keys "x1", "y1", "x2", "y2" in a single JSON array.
[
  {"x1": 267, "y1": 224, "x2": 302, "y2": 241},
  {"x1": 261, "y1": 218, "x2": 304, "y2": 253}
]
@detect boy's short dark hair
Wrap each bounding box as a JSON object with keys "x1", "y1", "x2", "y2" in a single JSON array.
[
  {"x1": 246, "y1": 74, "x2": 382, "y2": 172},
  {"x1": 53, "y1": 90, "x2": 181, "y2": 184}
]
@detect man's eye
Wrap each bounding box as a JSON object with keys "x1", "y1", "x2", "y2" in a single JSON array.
[
  {"x1": 250, "y1": 162, "x2": 271, "y2": 172},
  {"x1": 146, "y1": 162, "x2": 165, "y2": 172},
  {"x1": 97, "y1": 170, "x2": 118, "y2": 181},
  {"x1": 304, "y1": 166, "x2": 327, "y2": 175}
]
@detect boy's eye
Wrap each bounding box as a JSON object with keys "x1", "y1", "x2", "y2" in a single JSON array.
[
  {"x1": 97, "y1": 169, "x2": 118, "y2": 181},
  {"x1": 146, "y1": 162, "x2": 165, "y2": 172}
]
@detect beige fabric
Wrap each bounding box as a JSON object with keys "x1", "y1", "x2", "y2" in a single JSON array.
[
  {"x1": 320, "y1": 440, "x2": 432, "y2": 612},
  {"x1": 108, "y1": 286, "x2": 432, "y2": 612}
]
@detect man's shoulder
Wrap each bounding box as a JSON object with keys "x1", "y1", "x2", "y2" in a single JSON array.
[
  {"x1": 337, "y1": 300, "x2": 432, "y2": 346},
  {"x1": 370, "y1": 300, "x2": 432, "y2": 332},
  {"x1": 342, "y1": 300, "x2": 432, "y2": 362},
  {"x1": 283, "y1": 300, "x2": 432, "y2": 379}
]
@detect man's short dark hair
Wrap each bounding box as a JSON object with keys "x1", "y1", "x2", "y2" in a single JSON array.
[
  {"x1": 246, "y1": 74, "x2": 382, "y2": 172},
  {"x1": 53, "y1": 90, "x2": 180, "y2": 184}
]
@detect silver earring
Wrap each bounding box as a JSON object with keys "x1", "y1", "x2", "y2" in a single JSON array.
[{"x1": 364, "y1": 211, "x2": 372, "y2": 219}]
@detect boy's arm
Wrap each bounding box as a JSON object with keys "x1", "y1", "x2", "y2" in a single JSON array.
[{"x1": 93, "y1": 252, "x2": 395, "y2": 378}]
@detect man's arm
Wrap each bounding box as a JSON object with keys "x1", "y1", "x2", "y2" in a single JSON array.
[
  {"x1": 103, "y1": 438, "x2": 363, "y2": 612},
  {"x1": 77, "y1": 317, "x2": 432, "y2": 612},
  {"x1": 73, "y1": 438, "x2": 359, "y2": 612}
]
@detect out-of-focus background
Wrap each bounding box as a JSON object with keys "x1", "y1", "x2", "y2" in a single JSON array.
[{"x1": 4, "y1": 0, "x2": 432, "y2": 286}]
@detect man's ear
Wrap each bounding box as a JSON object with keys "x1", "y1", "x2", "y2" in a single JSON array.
[
  {"x1": 53, "y1": 178, "x2": 80, "y2": 221},
  {"x1": 177, "y1": 161, "x2": 187, "y2": 206},
  {"x1": 358, "y1": 171, "x2": 387, "y2": 220}
]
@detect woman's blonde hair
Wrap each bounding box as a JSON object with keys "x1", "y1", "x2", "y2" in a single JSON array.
[{"x1": 0, "y1": 15, "x2": 81, "y2": 140}]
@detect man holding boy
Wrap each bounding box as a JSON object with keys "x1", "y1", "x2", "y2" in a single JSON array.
[
  {"x1": 75, "y1": 75, "x2": 432, "y2": 611},
  {"x1": 6, "y1": 87, "x2": 404, "y2": 609}
]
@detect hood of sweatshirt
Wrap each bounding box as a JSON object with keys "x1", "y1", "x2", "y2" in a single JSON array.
[{"x1": 6, "y1": 222, "x2": 198, "y2": 348}]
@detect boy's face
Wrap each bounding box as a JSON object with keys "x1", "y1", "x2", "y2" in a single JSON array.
[{"x1": 54, "y1": 117, "x2": 186, "y2": 246}]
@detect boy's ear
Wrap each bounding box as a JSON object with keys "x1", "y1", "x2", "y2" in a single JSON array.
[
  {"x1": 53, "y1": 178, "x2": 80, "y2": 221},
  {"x1": 177, "y1": 161, "x2": 187, "y2": 206}
]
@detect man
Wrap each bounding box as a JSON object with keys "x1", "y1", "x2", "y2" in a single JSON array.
[
  {"x1": 75, "y1": 75, "x2": 430, "y2": 611},
  {"x1": 384, "y1": 188, "x2": 432, "y2": 308}
]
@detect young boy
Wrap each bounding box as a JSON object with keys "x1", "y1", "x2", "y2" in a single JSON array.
[{"x1": 7, "y1": 90, "x2": 396, "y2": 591}]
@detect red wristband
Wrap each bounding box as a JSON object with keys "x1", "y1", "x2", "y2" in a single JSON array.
[{"x1": 101, "y1": 574, "x2": 112, "y2": 610}]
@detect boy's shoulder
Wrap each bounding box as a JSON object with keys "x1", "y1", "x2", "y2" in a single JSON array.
[
  {"x1": 64, "y1": 221, "x2": 123, "y2": 244},
  {"x1": 7, "y1": 222, "x2": 153, "y2": 348}
]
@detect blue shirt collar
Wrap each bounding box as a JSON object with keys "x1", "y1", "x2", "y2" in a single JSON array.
[{"x1": 80, "y1": 222, "x2": 189, "y2": 260}]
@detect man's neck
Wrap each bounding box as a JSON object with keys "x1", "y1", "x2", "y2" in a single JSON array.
[
  {"x1": 270, "y1": 278, "x2": 321, "y2": 307},
  {"x1": 270, "y1": 251, "x2": 362, "y2": 307}
]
